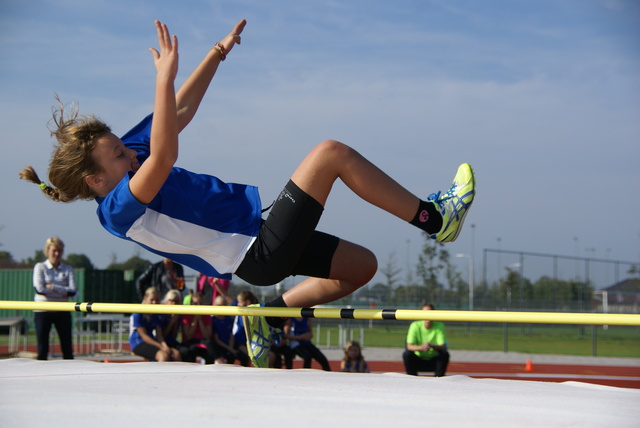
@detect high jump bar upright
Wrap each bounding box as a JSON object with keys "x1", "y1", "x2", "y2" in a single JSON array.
[{"x1": 1, "y1": 300, "x2": 639, "y2": 326}]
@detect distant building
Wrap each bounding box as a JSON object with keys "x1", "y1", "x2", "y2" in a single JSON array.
[{"x1": 593, "y1": 278, "x2": 640, "y2": 313}]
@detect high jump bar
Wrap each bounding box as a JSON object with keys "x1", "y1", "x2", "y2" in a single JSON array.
[{"x1": 1, "y1": 300, "x2": 639, "y2": 325}]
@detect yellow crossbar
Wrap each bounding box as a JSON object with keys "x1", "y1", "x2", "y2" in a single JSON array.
[{"x1": 1, "y1": 300, "x2": 639, "y2": 325}]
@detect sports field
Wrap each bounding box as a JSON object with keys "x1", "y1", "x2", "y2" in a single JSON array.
[{"x1": 309, "y1": 323, "x2": 640, "y2": 358}]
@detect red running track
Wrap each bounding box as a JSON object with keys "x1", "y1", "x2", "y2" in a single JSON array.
[{"x1": 318, "y1": 360, "x2": 640, "y2": 389}]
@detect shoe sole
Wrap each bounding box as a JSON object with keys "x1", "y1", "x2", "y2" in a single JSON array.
[
  {"x1": 242, "y1": 314, "x2": 258, "y2": 367},
  {"x1": 440, "y1": 164, "x2": 475, "y2": 243},
  {"x1": 242, "y1": 312, "x2": 270, "y2": 368}
]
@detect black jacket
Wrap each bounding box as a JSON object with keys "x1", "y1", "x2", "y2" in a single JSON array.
[{"x1": 136, "y1": 261, "x2": 184, "y2": 300}]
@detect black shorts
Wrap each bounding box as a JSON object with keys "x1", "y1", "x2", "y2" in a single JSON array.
[
  {"x1": 132, "y1": 342, "x2": 160, "y2": 361},
  {"x1": 235, "y1": 180, "x2": 340, "y2": 286}
]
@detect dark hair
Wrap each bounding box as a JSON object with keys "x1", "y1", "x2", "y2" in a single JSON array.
[
  {"x1": 237, "y1": 290, "x2": 258, "y2": 305},
  {"x1": 191, "y1": 292, "x2": 204, "y2": 304}
]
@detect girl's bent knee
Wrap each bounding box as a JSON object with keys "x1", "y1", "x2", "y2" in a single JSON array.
[
  {"x1": 354, "y1": 251, "x2": 377, "y2": 287},
  {"x1": 333, "y1": 242, "x2": 377, "y2": 287},
  {"x1": 316, "y1": 140, "x2": 351, "y2": 158}
]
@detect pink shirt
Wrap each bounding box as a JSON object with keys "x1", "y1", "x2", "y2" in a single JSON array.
[{"x1": 182, "y1": 314, "x2": 212, "y2": 340}]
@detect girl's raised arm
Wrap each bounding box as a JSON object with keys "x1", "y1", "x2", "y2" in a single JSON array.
[
  {"x1": 175, "y1": 19, "x2": 246, "y2": 132},
  {"x1": 129, "y1": 20, "x2": 179, "y2": 204}
]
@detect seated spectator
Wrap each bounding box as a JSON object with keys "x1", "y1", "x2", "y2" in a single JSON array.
[
  {"x1": 181, "y1": 292, "x2": 222, "y2": 364},
  {"x1": 284, "y1": 317, "x2": 331, "y2": 371},
  {"x1": 129, "y1": 287, "x2": 181, "y2": 362},
  {"x1": 211, "y1": 295, "x2": 249, "y2": 366},
  {"x1": 402, "y1": 302, "x2": 449, "y2": 377},
  {"x1": 162, "y1": 289, "x2": 185, "y2": 353},
  {"x1": 270, "y1": 319, "x2": 293, "y2": 369},
  {"x1": 341, "y1": 340, "x2": 370, "y2": 373}
]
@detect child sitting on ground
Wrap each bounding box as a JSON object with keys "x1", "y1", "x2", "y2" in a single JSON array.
[{"x1": 341, "y1": 341, "x2": 370, "y2": 373}]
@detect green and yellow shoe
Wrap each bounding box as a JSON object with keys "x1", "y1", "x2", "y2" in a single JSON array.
[
  {"x1": 429, "y1": 163, "x2": 476, "y2": 243},
  {"x1": 243, "y1": 304, "x2": 277, "y2": 368}
]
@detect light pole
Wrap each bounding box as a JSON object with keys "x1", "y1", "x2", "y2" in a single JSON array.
[
  {"x1": 456, "y1": 253, "x2": 474, "y2": 311},
  {"x1": 573, "y1": 237, "x2": 579, "y2": 280}
]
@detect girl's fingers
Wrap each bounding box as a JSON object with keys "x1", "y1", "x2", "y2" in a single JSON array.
[
  {"x1": 151, "y1": 20, "x2": 178, "y2": 59},
  {"x1": 160, "y1": 24, "x2": 170, "y2": 49},
  {"x1": 155, "y1": 20, "x2": 165, "y2": 48},
  {"x1": 154, "y1": 20, "x2": 173, "y2": 50},
  {"x1": 172, "y1": 34, "x2": 178, "y2": 52},
  {"x1": 234, "y1": 19, "x2": 247, "y2": 36},
  {"x1": 231, "y1": 19, "x2": 247, "y2": 45}
]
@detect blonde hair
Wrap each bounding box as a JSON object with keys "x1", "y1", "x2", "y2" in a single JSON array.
[
  {"x1": 141, "y1": 287, "x2": 160, "y2": 322},
  {"x1": 163, "y1": 289, "x2": 182, "y2": 304},
  {"x1": 19, "y1": 95, "x2": 111, "y2": 202},
  {"x1": 143, "y1": 286, "x2": 160, "y2": 302},
  {"x1": 44, "y1": 236, "x2": 65, "y2": 254}
]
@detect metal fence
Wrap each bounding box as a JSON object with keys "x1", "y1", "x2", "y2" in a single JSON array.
[
  {"x1": 2, "y1": 253, "x2": 638, "y2": 357},
  {"x1": 0, "y1": 268, "x2": 138, "y2": 328},
  {"x1": 480, "y1": 249, "x2": 639, "y2": 313}
]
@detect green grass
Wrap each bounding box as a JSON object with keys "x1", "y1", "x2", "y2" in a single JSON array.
[{"x1": 313, "y1": 324, "x2": 640, "y2": 358}]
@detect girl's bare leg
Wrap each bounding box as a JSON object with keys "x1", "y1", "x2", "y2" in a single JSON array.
[
  {"x1": 290, "y1": 140, "x2": 420, "y2": 222},
  {"x1": 281, "y1": 239, "x2": 377, "y2": 308},
  {"x1": 281, "y1": 140, "x2": 424, "y2": 307}
]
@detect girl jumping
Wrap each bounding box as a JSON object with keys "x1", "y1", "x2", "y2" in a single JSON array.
[{"x1": 20, "y1": 19, "x2": 475, "y2": 367}]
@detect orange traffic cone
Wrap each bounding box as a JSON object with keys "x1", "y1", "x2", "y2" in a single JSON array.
[
  {"x1": 524, "y1": 359, "x2": 533, "y2": 372},
  {"x1": 103, "y1": 358, "x2": 110, "y2": 363}
]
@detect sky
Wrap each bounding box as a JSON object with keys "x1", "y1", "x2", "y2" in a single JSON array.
[{"x1": 1, "y1": 0, "x2": 638, "y2": 290}]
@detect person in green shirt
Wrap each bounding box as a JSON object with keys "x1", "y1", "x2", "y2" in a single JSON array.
[{"x1": 403, "y1": 302, "x2": 449, "y2": 376}]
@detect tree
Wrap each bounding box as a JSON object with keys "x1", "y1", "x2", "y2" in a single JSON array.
[
  {"x1": 65, "y1": 253, "x2": 95, "y2": 270},
  {"x1": 23, "y1": 250, "x2": 45, "y2": 267},
  {"x1": 531, "y1": 276, "x2": 589, "y2": 310},
  {"x1": 379, "y1": 252, "x2": 402, "y2": 289},
  {"x1": 107, "y1": 255, "x2": 151, "y2": 273},
  {"x1": 491, "y1": 267, "x2": 533, "y2": 309},
  {"x1": 415, "y1": 233, "x2": 448, "y2": 303},
  {"x1": 444, "y1": 261, "x2": 465, "y2": 308},
  {"x1": 0, "y1": 251, "x2": 24, "y2": 269},
  {"x1": 369, "y1": 282, "x2": 391, "y2": 303}
]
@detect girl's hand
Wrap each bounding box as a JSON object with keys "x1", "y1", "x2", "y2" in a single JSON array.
[
  {"x1": 218, "y1": 19, "x2": 247, "y2": 55},
  {"x1": 149, "y1": 20, "x2": 179, "y2": 80}
]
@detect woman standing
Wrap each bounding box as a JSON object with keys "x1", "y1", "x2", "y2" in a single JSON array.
[{"x1": 33, "y1": 236, "x2": 77, "y2": 360}]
